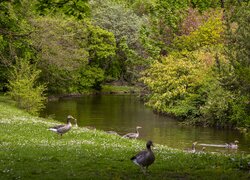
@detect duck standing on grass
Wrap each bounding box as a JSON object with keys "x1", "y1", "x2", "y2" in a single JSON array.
[
  {"x1": 131, "y1": 140, "x2": 155, "y2": 174},
  {"x1": 184, "y1": 142, "x2": 197, "y2": 153},
  {"x1": 123, "y1": 126, "x2": 142, "y2": 139},
  {"x1": 48, "y1": 115, "x2": 76, "y2": 137},
  {"x1": 196, "y1": 147, "x2": 206, "y2": 154}
]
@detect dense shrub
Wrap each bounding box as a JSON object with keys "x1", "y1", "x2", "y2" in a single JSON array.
[
  {"x1": 78, "y1": 66, "x2": 105, "y2": 91},
  {"x1": 7, "y1": 59, "x2": 46, "y2": 115},
  {"x1": 141, "y1": 51, "x2": 209, "y2": 119}
]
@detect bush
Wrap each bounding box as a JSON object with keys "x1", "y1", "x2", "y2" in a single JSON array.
[
  {"x1": 78, "y1": 66, "x2": 105, "y2": 91},
  {"x1": 199, "y1": 80, "x2": 233, "y2": 127},
  {"x1": 7, "y1": 59, "x2": 46, "y2": 115},
  {"x1": 141, "y1": 51, "x2": 209, "y2": 119}
]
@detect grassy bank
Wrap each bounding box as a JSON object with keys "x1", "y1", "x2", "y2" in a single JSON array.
[
  {"x1": 101, "y1": 85, "x2": 140, "y2": 94},
  {"x1": 0, "y1": 96, "x2": 249, "y2": 179},
  {"x1": 47, "y1": 85, "x2": 140, "y2": 101}
]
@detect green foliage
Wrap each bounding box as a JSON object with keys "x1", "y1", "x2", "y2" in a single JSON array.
[
  {"x1": 199, "y1": 80, "x2": 233, "y2": 127},
  {"x1": 7, "y1": 59, "x2": 46, "y2": 115},
  {"x1": 35, "y1": 0, "x2": 90, "y2": 19},
  {"x1": 172, "y1": 10, "x2": 223, "y2": 51},
  {"x1": 90, "y1": 0, "x2": 149, "y2": 83},
  {"x1": 153, "y1": 0, "x2": 189, "y2": 31},
  {"x1": 229, "y1": 94, "x2": 250, "y2": 128},
  {"x1": 190, "y1": 0, "x2": 221, "y2": 11},
  {"x1": 141, "y1": 0, "x2": 190, "y2": 56},
  {"x1": 87, "y1": 23, "x2": 116, "y2": 68},
  {"x1": 101, "y1": 85, "x2": 139, "y2": 93},
  {"x1": 141, "y1": 10, "x2": 225, "y2": 121},
  {"x1": 30, "y1": 15, "x2": 89, "y2": 93},
  {"x1": 140, "y1": 2, "x2": 250, "y2": 129},
  {"x1": 141, "y1": 51, "x2": 208, "y2": 119},
  {"x1": 131, "y1": 0, "x2": 156, "y2": 16},
  {"x1": 91, "y1": 0, "x2": 144, "y2": 47},
  {"x1": 116, "y1": 37, "x2": 147, "y2": 83},
  {"x1": 139, "y1": 25, "x2": 161, "y2": 59},
  {"x1": 0, "y1": 0, "x2": 35, "y2": 91},
  {"x1": 225, "y1": 4, "x2": 250, "y2": 96},
  {"x1": 78, "y1": 66, "x2": 105, "y2": 91},
  {"x1": 221, "y1": 3, "x2": 250, "y2": 128}
]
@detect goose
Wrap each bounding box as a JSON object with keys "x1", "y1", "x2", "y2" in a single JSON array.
[
  {"x1": 225, "y1": 140, "x2": 239, "y2": 149},
  {"x1": 184, "y1": 142, "x2": 197, "y2": 153},
  {"x1": 131, "y1": 140, "x2": 155, "y2": 174},
  {"x1": 196, "y1": 147, "x2": 206, "y2": 154},
  {"x1": 201, "y1": 147, "x2": 206, "y2": 152},
  {"x1": 123, "y1": 126, "x2": 142, "y2": 139},
  {"x1": 48, "y1": 115, "x2": 76, "y2": 136},
  {"x1": 74, "y1": 118, "x2": 78, "y2": 128}
]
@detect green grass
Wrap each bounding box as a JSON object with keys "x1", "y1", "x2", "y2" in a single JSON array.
[
  {"x1": 101, "y1": 85, "x2": 140, "y2": 94},
  {"x1": 0, "y1": 95, "x2": 249, "y2": 179}
]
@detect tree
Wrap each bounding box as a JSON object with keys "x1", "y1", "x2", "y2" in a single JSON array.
[
  {"x1": 90, "y1": 0, "x2": 149, "y2": 83},
  {"x1": 30, "y1": 16, "x2": 89, "y2": 93},
  {"x1": 141, "y1": 51, "x2": 209, "y2": 119},
  {"x1": 224, "y1": 3, "x2": 250, "y2": 96},
  {"x1": 35, "y1": 0, "x2": 90, "y2": 19},
  {"x1": 0, "y1": 0, "x2": 35, "y2": 91},
  {"x1": 222, "y1": 2, "x2": 250, "y2": 128},
  {"x1": 87, "y1": 23, "x2": 116, "y2": 70}
]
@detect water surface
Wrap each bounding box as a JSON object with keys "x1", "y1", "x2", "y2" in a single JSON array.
[{"x1": 41, "y1": 95, "x2": 250, "y2": 154}]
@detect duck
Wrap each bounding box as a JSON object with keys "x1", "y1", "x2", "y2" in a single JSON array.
[
  {"x1": 48, "y1": 115, "x2": 76, "y2": 137},
  {"x1": 196, "y1": 147, "x2": 206, "y2": 154},
  {"x1": 123, "y1": 126, "x2": 142, "y2": 139},
  {"x1": 201, "y1": 146, "x2": 206, "y2": 152},
  {"x1": 225, "y1": 140, "x2": 239, "y2": 149},
  {"x1": 74, "y1": 118, "x2": 78, "y2": 128},
  {"x1": 131, "y1": 140, "x2": 155, "y2": 174},
  {"x1": 184, "y1": 142, "x2": 197, "y2": 153}
]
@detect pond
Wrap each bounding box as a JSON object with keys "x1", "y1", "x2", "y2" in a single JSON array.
[{"x1": 41, "y1": 94, "x2": 250, "y2": 154}]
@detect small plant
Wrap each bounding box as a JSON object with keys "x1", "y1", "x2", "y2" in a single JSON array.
[{"x1": 7, "y1": 58, "x2": 46, "y2": 115}]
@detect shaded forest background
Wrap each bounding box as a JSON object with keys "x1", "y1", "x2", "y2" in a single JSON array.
[{"x1": 0, "y1": 0, "x2": 249, "y2": 130}]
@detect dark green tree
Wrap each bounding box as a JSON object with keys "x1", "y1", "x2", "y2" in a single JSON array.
[
  {"x1": 90, "y1": 0, "x2": 149, "y2": 83},
  {"x1": 35, "y1": 0, "x2": 90, "y2": 19},
  {"x1": 0, "y1": 0, "x2": 35, "y2": 91},
  {"x1": 222, "y1": 2, "x2": 250, "y2": 128}
]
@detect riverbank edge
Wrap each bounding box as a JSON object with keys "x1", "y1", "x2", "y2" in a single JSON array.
[
  {"x1": 0, "y1": 95, "x2": 249, "y2": 179},
  {"x1": 47, "y1": 85, "x2": 141, "y2": 101}
]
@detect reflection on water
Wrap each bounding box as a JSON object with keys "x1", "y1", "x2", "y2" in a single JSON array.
[{"x1": 41, "y1": 95, "x2": 250, "y2": 154}]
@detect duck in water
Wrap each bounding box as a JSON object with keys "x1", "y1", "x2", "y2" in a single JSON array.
[{"x1": 225, "y1": 140, "x2": 239, "y2": 149}]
